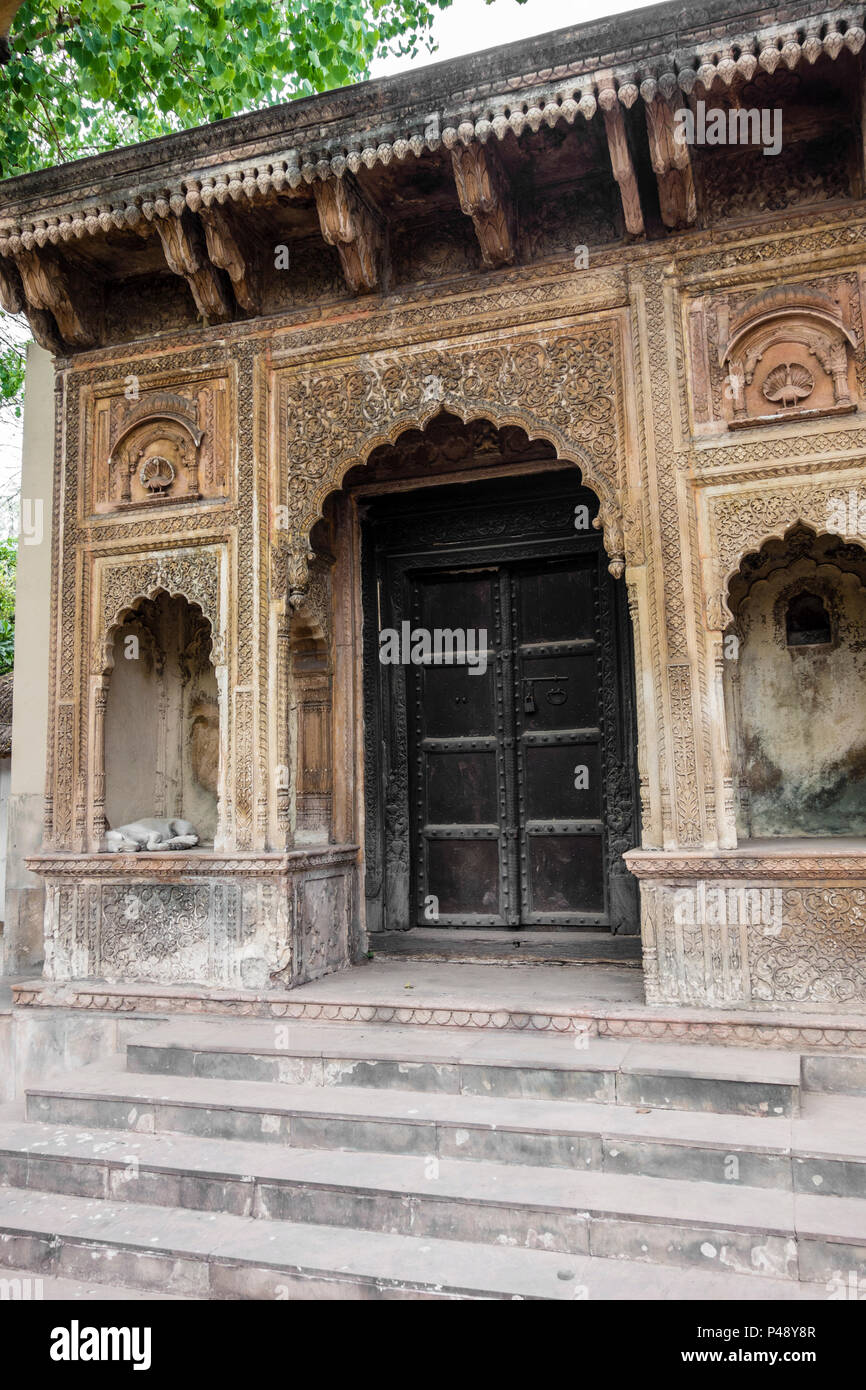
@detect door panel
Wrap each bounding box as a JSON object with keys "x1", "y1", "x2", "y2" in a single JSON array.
[
  {"x1": 361, "y1": 469, "x2": 639, "y2": 934},
  {"x1": 413, "y1": 568, "x2": 506, "y2": 925},
  {"x1": 513, "y1": 560, "x2": 606, "y2": 924}
]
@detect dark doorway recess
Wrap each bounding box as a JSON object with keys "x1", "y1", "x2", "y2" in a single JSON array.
[{"x1": 360, "y1": 469, "x2": 640, "y2": 935}]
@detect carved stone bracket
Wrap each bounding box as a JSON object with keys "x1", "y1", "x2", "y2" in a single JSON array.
[
  {"x1": 155, "y1": 210, "x2": 233, "y2": 322},
  {"x1": 450, "y1": 142, "x2": 515, "y2": 268},
  {"x1": 199, "y1": 204, "x2": 262, "y2": 315},
  {"x1": 598, "y1": 79, "x2": 644, "y2": 238},
  {"x1": 276, "y1": 323, "x2": 626, "y2": 595},
  {"x1": 313, "y1": 176, "x2": 382, "y2": 294},
  {"x1": 0, "y1": 255, "x2": 60, "y2": 351},
  {"x1": 644, "y1": 96, "x2": 696, "y2": 230},
  {"x1": 12, "y1": 247, "x2": 100, "y2": 348}
]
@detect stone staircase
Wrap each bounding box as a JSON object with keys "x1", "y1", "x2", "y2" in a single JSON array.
[{"x1": 0, "y1": 1017, "x2": 865, "y2": 1299}]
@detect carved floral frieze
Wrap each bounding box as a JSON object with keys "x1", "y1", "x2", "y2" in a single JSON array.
[{"x1": 274, "y1": 320, "x2": 630, "y2": 594}]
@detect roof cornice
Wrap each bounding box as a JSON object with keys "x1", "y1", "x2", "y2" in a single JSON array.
[{"x1": 0, "y1": 0, "x2": 863, "y2": 249}]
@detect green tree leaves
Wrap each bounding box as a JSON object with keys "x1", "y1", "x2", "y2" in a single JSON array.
[
  {"x1": 0, "y1": 537, "x2": 17, "y2": 674},
  {"x1": 0, "y1": 0, "x2": 455, "y2": 177}
]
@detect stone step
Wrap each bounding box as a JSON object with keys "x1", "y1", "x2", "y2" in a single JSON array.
[
  {"x1": 0, "y1": 1187, "x2": 842, "y2": 1297},
  {"x1": 21, "y1": 1068, "x2": 866, "y2": 1194},
  {"x1": 3, "y1": 1114, "x2": 866, "y2": 1273},
  {"x1": 126, "y1": 1019, "x2": 801, "y2": 1116},
  {"x1": 803, "y1": 1052, "x2": 866, "y2": 1097},
  {"x1": 366, "y1": 929, "x2": 643, "y2": 966},
  {"x1": 22, "y1": 1065, "x2": 793, "y2": 1174},
  {"x1": 0, "y1": 1266, "x2": 185, "y2": 1300}
]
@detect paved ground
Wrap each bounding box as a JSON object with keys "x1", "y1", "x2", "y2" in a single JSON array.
[{"x1": 290, "y1": 959, "x2": 646, "y2": 1009}]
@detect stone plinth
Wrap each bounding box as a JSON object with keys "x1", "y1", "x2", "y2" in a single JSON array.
[
  {"x1": 626, "y1": 841, "x2": 866, "y2": 1011},
  {"x1": 26, "y1": 847, "x2": 359, "y2": 991}
]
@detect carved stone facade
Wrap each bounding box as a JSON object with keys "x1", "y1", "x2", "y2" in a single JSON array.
[{"x1": 5, "y1": 0, "x2": 866, "y2": 1009}]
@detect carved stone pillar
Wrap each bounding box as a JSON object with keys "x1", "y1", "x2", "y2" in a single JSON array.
[
  {"x1": 710, "y1": 635, "x2": 737, "y2": 850},
  {"x1": 91, "y1": 680, "x2": 109, "y2": 850},
  {"x1": 276, "y1": 608, "x2": 292, "y2": 848}
]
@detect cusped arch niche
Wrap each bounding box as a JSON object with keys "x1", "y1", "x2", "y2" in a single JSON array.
[
  {"x1": 333, "y1": 408, "x2": 631, "y2": 581},
  {"x1": 723, "y1": 286, "x2": 857, "y2": 429},
  {"x1": 723, "y1": 524, "x2": 866, "y2": 838},
  {"x1": 102, "y1": 590, "x2": 220, "y2": 845}
]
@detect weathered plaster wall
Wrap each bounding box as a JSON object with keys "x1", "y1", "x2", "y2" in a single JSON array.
[
  {"x1": 104, "y1": 593, "x2": 219, "y2": 842},
  {"x1": 1, "y1": 342, "x2": 52, "y2": 974},
  {"x1": 734, "y1": 558, "x2": 866, "y2": 836}
]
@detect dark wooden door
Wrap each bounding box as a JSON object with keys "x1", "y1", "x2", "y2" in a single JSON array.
[{"x1": 361, "y1": 470, "x2": 638, "y2": 934}]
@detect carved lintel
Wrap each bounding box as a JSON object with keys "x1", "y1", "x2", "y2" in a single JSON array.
[
  {"x1": 449, "y1": 142, "x2": 516, "y2": 268},
  {"x1": 313, "y1": 176, "x2": 382, "y2": 294},
  {"x1": 599, "y1": 86, "x2": 645, "y2": 237},
  {"x1": 644, "y1": 97, "x2": 697, "y2": 230},
  {"x1": 14, "y1": 247, "x2": 100, "y2": 348},
  {"x1": 155, "y1": 210, "x2": 233, "y2": 322},
  {"x1": 199, "y1": 204, "x2": 262, "y2": 315}
]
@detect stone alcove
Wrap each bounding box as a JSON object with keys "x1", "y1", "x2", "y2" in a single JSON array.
[
  {"x1": 722, "y1": 285, "x2": 858, "y2": 429},
  {"x1": 103, "y1": 590, "x2": 219, "y2": 844},
  {"x1": 724, "y1": 525, "x2": 866, "y2": 837}
]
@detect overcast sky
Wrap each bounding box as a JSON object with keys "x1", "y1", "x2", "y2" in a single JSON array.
[
  {"x1": 0, "y1": 0, "x2": 661, "y2": 531},
  {"x1": 373, "y1": 0, "x2": 658, "y2": 77}
]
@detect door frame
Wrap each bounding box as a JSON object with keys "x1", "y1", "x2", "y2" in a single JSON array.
[{"x1": 359, "y1": 469, "x2": 640, "y2": 934}]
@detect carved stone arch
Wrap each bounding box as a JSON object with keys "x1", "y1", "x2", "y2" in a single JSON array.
[
  {"x1": 306, "y1": 402, "x2": 623, "y2": 590},
  {"x1": 108, "y1": 410, "x2": 203, "y2": 466},
  {"x1": 706, "y1": 485, "x2": 866, "y2": 632},
  {"x1": 276, "y1": 325, "x2": 629, "y2": 598},
  {"x1": 721, "y1": 525, "x2": 866, "y2": 841},
  {"x1": 99, "y1": 587, "x2": 215, "y2": 676},
  {"x1": 96, "y1": 551, "x2": 223, "y2": 675}
]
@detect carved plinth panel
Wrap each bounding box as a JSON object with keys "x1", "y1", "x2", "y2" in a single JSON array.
[
  {"x1": 38, "y1": 852, "x2": 357, "y2": 990},
  {"x1": 638, "y1": 876, "x2": 866, "y2": 1010},
  {"x1": 89, "y1": 378, "x2": 231, "y2": 514}
]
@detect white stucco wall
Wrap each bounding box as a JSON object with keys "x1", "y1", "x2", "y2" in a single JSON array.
[{"x1": 1, "y1": 341, "x2": 54, "y2": 973}]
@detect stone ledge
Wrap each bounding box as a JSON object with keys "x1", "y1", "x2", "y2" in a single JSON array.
[
  {"x1": 625, "y1": 840, "x2": 866, "y2": 879},
  {"x1": 10, "y1": 976, "x2": 866, "y2": 1050},
  {"x1": 26, "y1": 845, "x2": 359, "y2": 879}
]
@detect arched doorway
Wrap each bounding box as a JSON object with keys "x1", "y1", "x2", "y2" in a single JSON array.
[{"x1": 335, "y1": 412, "x2": 639, "y2": 940}]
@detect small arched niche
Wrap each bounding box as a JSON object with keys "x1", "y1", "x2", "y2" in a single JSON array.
[
  {"x1": 725, "y1": 526, "x2": 866, "y2": 838},
  {"x1": 104, "y1": 590, "x2": 219, "y2": 844}
]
